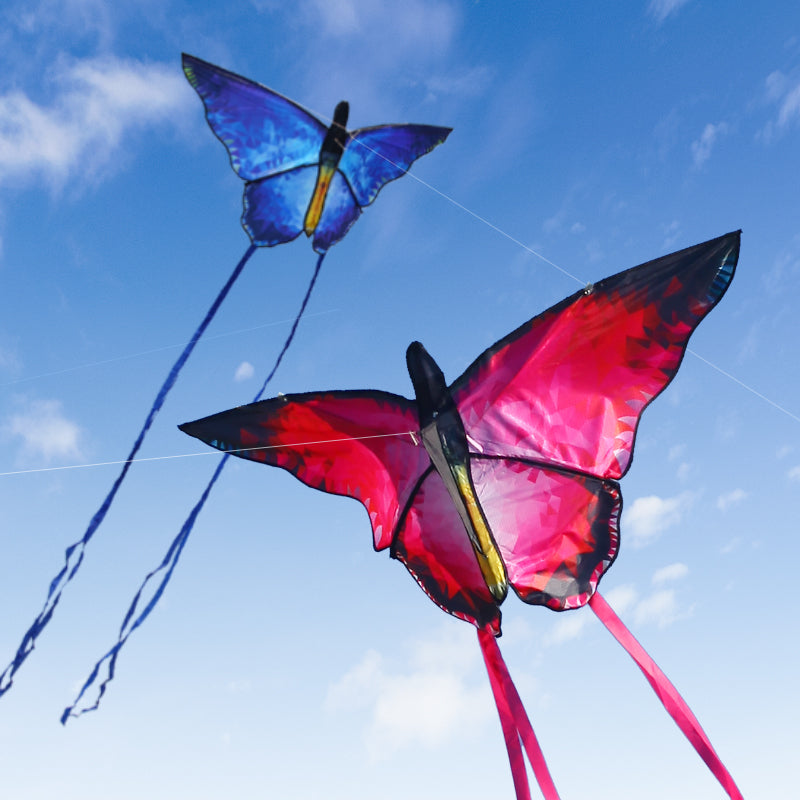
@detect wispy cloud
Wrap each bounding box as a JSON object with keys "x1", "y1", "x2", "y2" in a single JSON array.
[
  {"x1": 547, "y1": 610, "x2": 591, "y2": 644},
  {"x1": 3, "y1": 397, "x2": 83, "y2": 464},
  {"x1": 624, "y1": 492, "x2": 694, "y2": 547},
  {"x1": 647, "y1": 0, "x2": 691, "y2": 24},
  {"x1": 691, "y1": 121, "x2": 728, "y2": 168},
  {"x1": 652, "y1": 562, "x2": 688, "y2": 584},
  {"x1": 633, "y1": 588, "x2": 682, "y2": 627},
  {"x1": 788, "y1": 465, "x2": 800, "y2": 482},
  {"x1": 760, "y1": 70, "x2": 800, "y2": 141},
  {"x1": 326, "y1": 626, "x2": 491, "y2": 757},
  {"x1": 0, "y1": 55, "x2": 191, "y2": 187},
  {"x1": 8, "y1": 0, "x2": 114, "y2": 46},
  {"x1": 716, "y1": 488, "x2": 747, "y2": 511}
]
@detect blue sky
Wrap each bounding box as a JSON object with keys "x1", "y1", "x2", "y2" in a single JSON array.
[{"x1": 0, "y1": 1, "x2": 798, "y2": 798}]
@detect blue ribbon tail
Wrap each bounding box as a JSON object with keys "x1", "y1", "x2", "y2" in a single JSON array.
[
  {"x1": 0, "y1": 243, "x2": 257, "y2": 699},
  {"x1": 63, "y1": 250, "x2": 326, "y2": 721}
]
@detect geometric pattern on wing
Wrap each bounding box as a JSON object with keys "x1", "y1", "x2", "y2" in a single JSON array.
[
  {"x1": 452, "y1": 231, "x2": 740, "y2": 480},
  {"x1": 392, "y1": 469, "x2": 502, "y2": 633},
  {"x1": 242, "y1": 167, "x2": 317, "y2": 246},
  {"x1": 472, "y1": 457, "x2": 621, "y2": 610},
  {"x1": 311, "y1": 171, "x2": 362, "y2": 252},
  {"x1": 182, "y1": 53, "x2": 326, "y2": 180},
  {"x1": 340, "y1": 124, "x2": 453, "y2": 207},
  {"x1": 179, "y1": 390, "x2": 428, "y2": 551}
]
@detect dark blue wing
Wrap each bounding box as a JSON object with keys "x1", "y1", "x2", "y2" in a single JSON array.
[
  {"x1": 242, "y1": 168, "x2": 360, "y2": 252},
  {"x1": 312, "y1": 171, "x2": 362, "y2": 252},
  {"x1": 242, "y1": 166, "x2": 316, "y2": 246},
  {"x1": 183, "y1": 53, "x2": 327, "y2": 180},
  {"x1": 339, "y1": 124, "x2": 452, "y2": 206}
]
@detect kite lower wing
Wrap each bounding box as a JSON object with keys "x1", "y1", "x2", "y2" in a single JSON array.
[{"x1": 472, "y1": 456, "x2": 621, "y2": 611}]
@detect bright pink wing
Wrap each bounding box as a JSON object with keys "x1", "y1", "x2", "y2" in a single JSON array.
[
  {"x1": 180, "y1": 391, "x2": 428, "y2": 551},
  {"x1": 392, "y1": 467, "x2": 502, "y2": 632},
  {"x1": 472, "y1": 457, "x2": 621, "y2": 610},
  {"x1": 452, "y1": 232, "x2": 739, "y2": 479},
  {"x1": 390, "y1": 456, "x2": 622, "y2": 628}
]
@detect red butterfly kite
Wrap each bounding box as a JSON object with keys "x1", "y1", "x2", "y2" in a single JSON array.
[{"x1": 182, "y1": 232, "x2": 743, "y2": 800}]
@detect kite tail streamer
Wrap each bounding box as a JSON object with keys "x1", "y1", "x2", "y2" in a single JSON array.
[
  {"x1": 477, "y1": 627, "x2": 561, "y2": 800},
  {"x1": 62, "y1": 251, "x2": 327, "y2": 722},
  {"x1": 0, "y1": 243, "x2": 257, "y2": 699},
  {"x1": 589, "y1": 593, "x2": 743, "y2": 800}
]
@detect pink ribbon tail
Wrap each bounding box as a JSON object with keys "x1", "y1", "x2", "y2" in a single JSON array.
[
  {"x1": 589, "y1": 592, "x2": 743, "y2": 799},
  {"x1": 478, "y1": 627, "x2": 561, "y2": 800}
]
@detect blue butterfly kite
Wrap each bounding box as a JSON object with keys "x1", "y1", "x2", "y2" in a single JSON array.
[
  {"x1": 2, "y1": 53, "x2": 451, "y2": 713},
  {"x1": 183, "y1": 53, "x2": 452, "y2": 252}
]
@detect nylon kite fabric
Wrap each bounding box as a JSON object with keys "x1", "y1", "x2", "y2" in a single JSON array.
[
  {"x1": 181, "y1": 232, "x2": 743, "y2": 799},
  {"x1": 182, "y1": 54, "x2": 452, "y2": 253}
]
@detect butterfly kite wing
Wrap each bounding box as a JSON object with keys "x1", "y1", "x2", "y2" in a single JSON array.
[
  {"x1": 338, "y1": 124, "x2": 452, "y2": 207},
  {"x1": 473, "y1": 456, "x2": 621, "y2": 611},
  {"x1": 452, "y1": 231, "x2": 740, "y2": 480},
  {"x1": 392, "y1": 467, "x2": 503, "y2": 633},
  {"x1": 182, "y1": 53, "x2": 327, "y2": 180},
  {"x1": 180, "y1": 391, "x2": 429, "y2": 552},
  {"x1": 308, "y1": 125, "x2": 452, "y2": 252}
]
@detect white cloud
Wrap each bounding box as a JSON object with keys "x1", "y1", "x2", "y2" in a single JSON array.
[
  {"x1": 3, "y1": 397, "x2": 83, "y2": 463},
  {"x1": 788, "y1": 465, "x2": 800, "y2": 482},
  {"x1": 652, "y1": 563, "x2": 688, "y2": 585},
  {"x1": 547, "y1": 610, "x2": 590, "y2": 644},
  {"x1": 691, "y1": 121, "x2": 728, "y2": 168},
  {"x1": 0, "y1": 55, "x2": 191, "y2": 187},
  {"x1": 634, "y1": 588, "x2": 680, "y2": 628},
  {"x1": 547, "y1": 584, "x2": 637, "y2": 645},
  {"x1": 716, "y1": 488, "x2": 748, "y2": 511},
  {"x1": 234, "y1": 361, "x2": 254, "y2": 382},
  {"x1": 10, "y1": 0, "x2": 113, "y2": 44},
  {"x1": 648, "y1": 0, "x2": 690, "y2": 24},
  {"x1": 760, "y1": 70, "x2": 800, "y2": 141},
  {"x1": 604, "y1": 584, "x2": 638, "y2": 614},
  {"x1": 301, "y1": 0, "x2": 456, "y2": 50},
  {"x1": 624, "y1": 492, "x2": 693, "y2": 547},
  {"x1": 326, "y1": 626, "x2": 492, "y2": 757}
]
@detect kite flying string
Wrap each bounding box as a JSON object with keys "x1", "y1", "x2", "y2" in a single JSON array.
[
  {"x1": 0, "y1": 242, "x2": 258, "y2": 699},
  {"x1": 352, "y1": 138, "x2": 799, "y2": 426},
  {"x1": 1, "y1": 308, "x2": 337, "y2": 389},
  {"x1": 62, "y1": 250, "x2": 327, "y2": 722},
  {"x1": 0, "y1": 431, "x2": 419, "y2": 478}
]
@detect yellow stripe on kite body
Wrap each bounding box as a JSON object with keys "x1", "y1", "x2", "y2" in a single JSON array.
[
  {"x1": 451, "y1": 463, "x2": 508, "y2": 602},
  {"x1": 304, "y1": 162, "x2": 337, "y2": 236}
]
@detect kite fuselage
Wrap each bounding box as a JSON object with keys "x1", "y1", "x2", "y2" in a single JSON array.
[
  {"x1": 304, "y1": 100, "x2": 350, "y2": 236},
  {"x1": 406, "y1": 342, "x2": 508, "y2": 602}
]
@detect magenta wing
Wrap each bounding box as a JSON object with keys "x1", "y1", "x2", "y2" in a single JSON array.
[
  {"x1": 452, "y1": 231, "x2": 740, "y2": 480},
  {"x1": 180, "y1": 391, "x2": 428, "y2": 551},
  {"x1": 392, "y1": 468, "x2": 503, "y2": 633}
]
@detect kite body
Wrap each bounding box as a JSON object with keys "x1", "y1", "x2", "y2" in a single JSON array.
[
  {"x1": 181, "y1": 232, "x2": 738, "y2": 632},
  {"x1": 181, "y1": 231, "x2": 743, "y2": 800},
  {"x1": 182, "y1": 54, "x2": 452, "y2": 252}
]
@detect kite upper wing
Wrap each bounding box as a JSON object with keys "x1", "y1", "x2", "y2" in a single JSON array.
[
  {"x1": 180, "y1": 391, "x2": 428, "y2": 551},
  {"x1": 183, "y1": 53, "x2": 327, "y2": 180},
  {"x1": 451, "y1": 231, "x2": 740, "y2": 480},
  {"x1": 339, "y1": 124, "x2": 453, "y2": 207}
]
